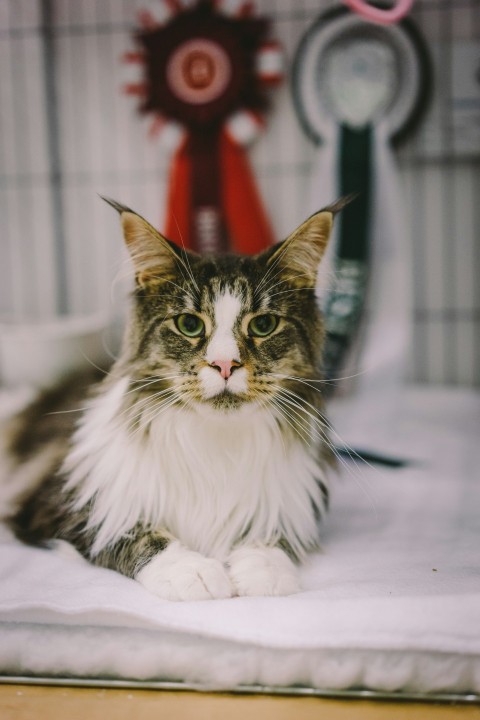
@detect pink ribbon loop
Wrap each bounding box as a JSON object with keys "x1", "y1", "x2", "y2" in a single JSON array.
[{"x1": 342, "y1": 0, "x2": 415, "y2": 25}]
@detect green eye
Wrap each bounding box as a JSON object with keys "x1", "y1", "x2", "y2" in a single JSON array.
[
  {"x1": 248, "y1": 314, "x2": 278, "y2": 338},
  {"x1": 175, "y1": 314, "x2": 205, "y2": 338}
]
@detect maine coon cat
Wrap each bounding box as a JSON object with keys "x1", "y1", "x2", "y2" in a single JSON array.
[{"x1": 2, "y1": 199, "x2": 342, "y2": 601}]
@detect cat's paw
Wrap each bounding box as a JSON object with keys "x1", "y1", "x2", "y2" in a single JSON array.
[
  {"x1": 227, "y1": 545, "x2": 300, "y2": 597},
  {"x1": 135, "y1": 542, "x2": 234, "y2": 601}
]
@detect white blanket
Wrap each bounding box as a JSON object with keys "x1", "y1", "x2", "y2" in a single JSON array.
[{"x1": 0, "y1": 386, "x2": 479, "y2": 695}]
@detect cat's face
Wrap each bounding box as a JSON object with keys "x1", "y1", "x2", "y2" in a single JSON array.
[{"x1": 112, "y1": 202, "x2": 334, "y2": 413}]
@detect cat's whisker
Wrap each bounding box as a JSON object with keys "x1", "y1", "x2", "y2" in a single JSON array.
[
  {"x1": 274, "y1": 385, "x2": 350, "y2": 471},
  {"x1": 276, "y1": 385, "x2": 331, "y2": 430},
  {"x1": 171, "y1": 254, "x2": 200, "y2": 300},
  {"x1": 138, "y1": 393, "x2": 180, "y2": 424},
  {"x1": 176, "y1": 389, "x2": 199, "y2": 421},
  {"x1": 169, "y1": 215, "x2": 202, "y2": 299},
  {"x1": 254, "y1": 235, "x2": 297, "y2": 298},
  {"x1": 272, "y1": 389, "x2": 375, "y2": 506},
  {"x1": 127, "y1": 392, "x2": 178, "y2": 427},
  {"x1": 101, "y1": 332, "x2": 117, "y2": 362},
  {"x1": 272, "y1": 392, "x2": 324, "y2": 443},
  {"x1": 265, "y1": 373, "x2": 328, "y2": 395},
  {"x1": 319, "y1": 436, "x2": 369, "y2": 494},
  {"x1": 124, "y1": 388, "x2": 180, "y2": 420},
  {"x1": 125, "y1": 378, "x2": 167, "y2": 396},
  {"x1": 79, "y1": 351, "x2": 110, "y2": 377},
  {"x1": 255, "y1": 393, "x2": 289, "y2": 459},
  {"x1": 126, "y1": 373, "x2": 189, "y2": 394},
  {"x1": 125, "y1": 380, "x2": 179, "y2": 405},
  {"x1": 273, "y1": 397, "x2": 348, "y2": 478},
  {"x1": 317, "y1": 367, "x2": 370, "y2": 384},
  {"x1": 130, "y1": 375, "x2": 187, "y2": 387},
  {"x1": 179, "y1": 253, "x2": 201, "y2": 303},
  {"x1": 253, "y1": 262, "x2": 288, "y2": 298},
  {"x1": 273, "y1": 399, "x2": 313, "y2": 440},
  {"x1": 274, "y1": 403, "x2": 319, "y2": 451},
  {"x1": 128, "y1": 383, "x2": 181, "y2": 410},
  {"x1": 269, "y1": 396, "x2": 313, "y2": 446},
  {"x1": 147, "y1": 277, "x2": 196, "y2": 303},
  {"x1": 109, "y1": 255, "x2": 136, "y2": 301},
  {"x1": 254, "y1": 239, "x2": 317, "y2": 300},
  {"x1": 325, "y1": 439, "x2": 379, "y2": 515},
  {"x1": 128, "y1": 391, "x2": 182, "y2": 436},
  {"x1": 47, "y1": 406, "x2": 92, "y2": 416},
  {"x1": 269, "y1": 398, "x2": 306, "y2": 444},
  {"x1": 280, "y1": 386, "x2": 375, "y2": 471},
  {"x1": 265, "y1": 367, "x2": 370, "y2": 390},
  {"x1": 168, "y1": 248, "x2": 199, "y2": 296},
  {"x1": 273, "y1": 383, "x2": 340, "y2": 437},
  {"x1": 254, "y1": 265, "x2": 292, "y2": 302},
  {"x1": 128, "y1": 374, "x2": 167, "y2": 386},
  {"x1": 121, "y1": 381, "x2": 177, "y2": 404},
  {"x1": 109, "y1": 248, "x2": 196, "y2": 307},
  {"x1": 272, "y1": 386, "x2": 329, "y2": 431},
  {"x1": 320, "y1": 424, "x2": 380, "y2": 489},
  {"x1": 257, "y1": 270, "x2": 313, "y2": 301},
  {"x1": 274, "y1": 386, "x2": 379, "y2": 502},
  {"x1": 267, "y1": 287, "x2": 315, "y2": 299},
  {"x1": 271, "y1": 383, "x2": 343, "y2": 444}
]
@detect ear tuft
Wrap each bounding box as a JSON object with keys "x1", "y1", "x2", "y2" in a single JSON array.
[
  {"x1": 264, "y1": 209, "x2": 334, "y2": 288},
  {"x1": 99, "y1": 195, "x2": 135, "y2": 216},
  {"x1": 320, "y1": 193, "x2": 358, "y2": 217}
]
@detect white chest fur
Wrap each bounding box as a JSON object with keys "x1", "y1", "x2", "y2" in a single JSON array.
[{"x1": 64, "y1": 378, "x2": 326, "y2": 559}]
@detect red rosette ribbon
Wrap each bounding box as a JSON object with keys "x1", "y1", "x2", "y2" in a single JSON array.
[{"x1": 122, "y1": 0, "x2": 283, "y2": 254}]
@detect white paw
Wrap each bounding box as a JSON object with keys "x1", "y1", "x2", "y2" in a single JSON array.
[
  {"x1": 227, "y1": 545, "x2": 301, "y2": 597},
  {"x1": 135, "y1": 542, "x2": 234, "y2": 601}
]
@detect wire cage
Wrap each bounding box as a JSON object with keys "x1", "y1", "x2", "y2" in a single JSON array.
[{"x1": 0, "y1": 0, "x2": 479, "y2": 386}]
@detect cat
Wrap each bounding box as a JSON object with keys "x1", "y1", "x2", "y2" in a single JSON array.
[{"x1": 1, "y1": 198, "x2": 344, "y2": 601}]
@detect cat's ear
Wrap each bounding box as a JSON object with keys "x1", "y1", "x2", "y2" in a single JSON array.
[
  {"x1": 101, "y1": 197, "x2": 194, "y2": 287},
  {"x1": 260, "y1": 198, "x2": 351, "y2": 288},
  {"x1": 259, "y1": 210, "x2": 332, "y2": 288}
]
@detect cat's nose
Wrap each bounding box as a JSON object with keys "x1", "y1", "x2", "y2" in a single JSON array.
[{"x1": 210, "y1": 359, "x2": 242, "y2": 380}]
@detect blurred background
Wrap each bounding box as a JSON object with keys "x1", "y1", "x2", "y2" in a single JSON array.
[{"x1": 0, "y1": 0, "x2": 479, "y2": 387}]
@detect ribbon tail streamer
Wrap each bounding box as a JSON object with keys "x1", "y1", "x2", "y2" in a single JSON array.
[
  {"x1": 220, "y1": 131, "x2": 276, "y2": 255},
  {"x1": 164, "y1": 132, "x2": 275, "y2": 254},
  {"x1": 165, "y1": 140, "x2": 191, "y2": 249},
  {"x1": 329, "y1": 121, "x2": 412, "y2": 454}
]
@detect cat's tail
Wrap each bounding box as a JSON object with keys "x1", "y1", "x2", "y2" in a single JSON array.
[
  {"x1": 0, "y1": 373, "x2": 96, "y2": 520},
  {"x1": 0, "y1": 387, "x2": 44, "y2": 520}
]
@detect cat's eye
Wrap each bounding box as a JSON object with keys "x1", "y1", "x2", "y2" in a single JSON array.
[
  {"x1": 248, "y1": 314, "x2": 279, "y2": 338},
  {"x1": 175, "y1": 314, "x2": 205, "y2": 338}
]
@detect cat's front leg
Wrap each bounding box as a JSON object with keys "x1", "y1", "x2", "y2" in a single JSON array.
[
  {"x1": 227, "y1": 543, "x2": 301, "y2": 597},
  {"x1": 96, "y1": 530, "x2": 234, "y2": 602}
]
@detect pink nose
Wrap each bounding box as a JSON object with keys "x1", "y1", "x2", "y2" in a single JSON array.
[{"x1": 210, "y1": 359, "x2": 241, "y2": 380}]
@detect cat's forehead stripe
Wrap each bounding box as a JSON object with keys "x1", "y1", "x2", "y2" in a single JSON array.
[
  {"x1": 205, "y1": 290, "x2": 242, "y2": 363},
  {"x1": 213, "y1": 289, "x2": 242, "y2": 328}
]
